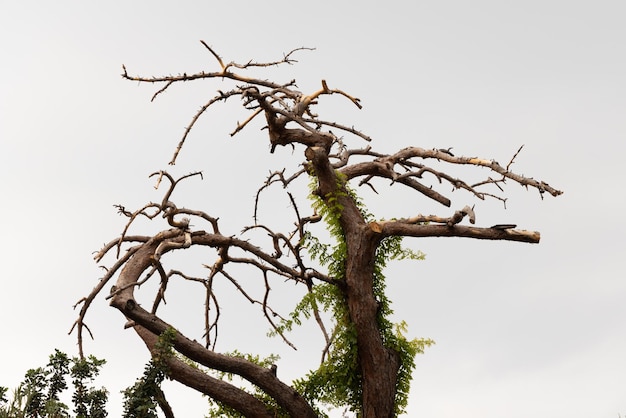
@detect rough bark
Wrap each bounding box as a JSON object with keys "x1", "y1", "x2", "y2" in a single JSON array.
[
  {"x1": 307, "y1": 144, "x2": 401, "y2": 417},
  {"x1": 344, "y1": 229, "x2": 399, "y2": 418}
]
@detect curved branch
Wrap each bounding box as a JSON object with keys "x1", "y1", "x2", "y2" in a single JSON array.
[{"x1": 135, "y1": 326, "x2": 275, "y2": 418}]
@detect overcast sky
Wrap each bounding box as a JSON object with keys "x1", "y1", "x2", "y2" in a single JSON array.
[{"x1": 1, "y1": 1, "x2": 625, "y2": 417}]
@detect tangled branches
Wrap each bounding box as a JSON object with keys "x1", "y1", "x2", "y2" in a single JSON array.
[{"x1": 72, "y1": 43, "x2": 562, "y2": 418}]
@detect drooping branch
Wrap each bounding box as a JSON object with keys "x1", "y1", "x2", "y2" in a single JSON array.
[
  {"x1": 108, "y1": 236, "x2": 318, "y2": 417},
  {"x1": 76, "y1": 166, "x2": 339, "y2": 351}
]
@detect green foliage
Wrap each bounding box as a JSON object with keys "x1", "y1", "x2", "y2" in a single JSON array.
[
  {"x1": 121, "y1": 362, "x2": 167, "y2": 418},
  {"x1": 122, "y1": 327, "x2": 175, "y2": 418},
  {"x1": 371, "y1": 235, "x2": 433, "y2": 415},
  {"x1": 0, "y1": 350, "x2": 107, "y2": 418},
  {"x1": 22, "y1": 366, "x2": 50, "y2": 416},
  {"x1": 282, "y1": 173, "x2": 432, "y2": 416},
  {"x1": 46, "y1": 351, "x2": 70, "y2": 406},
  {"x1": 71, "y1": 356, "x2": 108, "y2": 418}
]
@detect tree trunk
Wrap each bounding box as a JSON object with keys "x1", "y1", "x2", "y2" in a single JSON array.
[
  {"x1": 344, "y1": 227, "x2": 400, "y2": 418},
  {"x1": 307, "y1": 145, "x2": 400, "y2": 417}
]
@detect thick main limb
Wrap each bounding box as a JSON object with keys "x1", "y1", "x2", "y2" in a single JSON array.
[{"x1": 109, "y1": 234, "x2": 319, "y2": 418}]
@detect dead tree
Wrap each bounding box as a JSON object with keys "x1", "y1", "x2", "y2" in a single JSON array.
[{"x1": 72, "y1": 43, "x2": 562, "y2": 418}]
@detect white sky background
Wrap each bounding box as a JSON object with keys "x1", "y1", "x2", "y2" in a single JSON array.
[{"x1": 1, "y1": 1, "x2": 625, "y2": 417}]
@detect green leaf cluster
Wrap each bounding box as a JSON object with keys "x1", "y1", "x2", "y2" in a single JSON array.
[
  {"x1": 121, "y1": 362, "x2": 167, "y2": 418},
  {"x1": 0, "y1": 350, "x2": 108, "y2": 418},
  {"x1": 122, "y1": 327, "x2": 176, "y2": 418},
  {"x1": 70, "y1": 356, "x2": 108, "y2": 418}
]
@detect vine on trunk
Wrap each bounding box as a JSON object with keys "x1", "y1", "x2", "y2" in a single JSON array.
[{"x1": 285, "y1": 175, "x2": 432, "y2": 415}]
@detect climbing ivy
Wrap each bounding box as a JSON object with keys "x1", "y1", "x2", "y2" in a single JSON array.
[{"x1": 279, "y1": 173, "x2": 433, "y2": 416}]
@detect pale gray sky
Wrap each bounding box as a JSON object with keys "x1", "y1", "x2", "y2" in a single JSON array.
[{"x1": 1, "y1": 1, "x2": 625, "y2": 417}]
